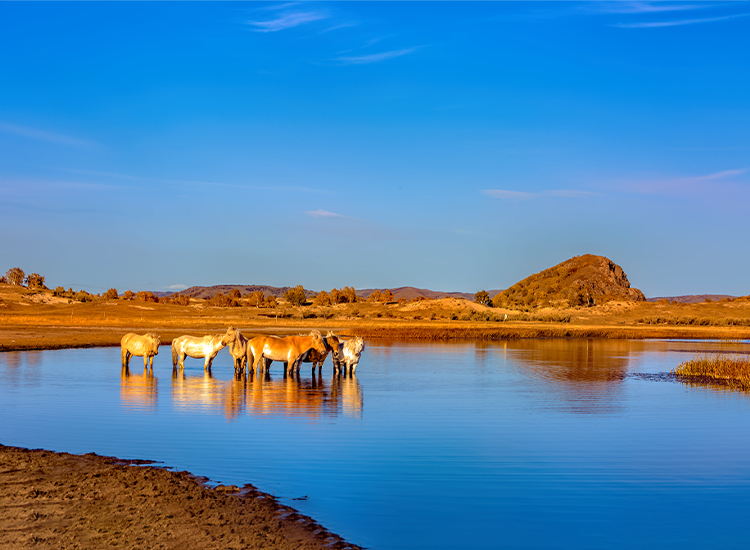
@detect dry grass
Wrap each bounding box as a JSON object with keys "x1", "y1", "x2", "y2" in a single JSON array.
[
  {"x1": 672, "y1": 354, "x2": 750, "y2": 389},
  {"x1": 3, "y1": 283, "x2": 750, "y2": 351}
]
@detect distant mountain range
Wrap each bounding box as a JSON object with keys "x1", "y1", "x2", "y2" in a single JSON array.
[
  {"x1": 156, "y1": 285, "x2": 498, "y2": 301},
  {"x1": 155, "y1": 282, "x2": 741, "y2": 305},
  {"x1": 646, "y1": 295, "x2": 737, "y2": 304}
]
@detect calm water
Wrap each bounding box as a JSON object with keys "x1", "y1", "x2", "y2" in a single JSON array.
[{"x1": 2, "y1": 339, "x2": 750, "y2": 549}]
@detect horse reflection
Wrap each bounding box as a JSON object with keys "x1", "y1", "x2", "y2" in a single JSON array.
[
  {"x1": 168, "y1": 369, "x2": 362, "y2": 419},
  {"x1": 120, "y1": 365, "x2": 158, "y2": 412},
  {"x1": 331, "y1": 373, "x2": 363, "y2": 418}
]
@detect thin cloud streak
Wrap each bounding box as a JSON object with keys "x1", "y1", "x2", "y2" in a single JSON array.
[
  {"x1": 58, "y1": 168, "x2": 328, "y2": 194},
  {"x1": 614, "y1": 12, "x2": 750, "y2": 28},
  {"x1": 247, "y1": 10, "x2": 326, "y2": 33},
  {"x1": 336, "y1": 47, "x2": 417, "y2": 65},
  {"x1": 0, "y1": 121, "x2": 94, "y2": 148},
  {"x1": 601, "y1": 2, "x2": 716, "y2": 15},
  {"x1": 305, "y1": 209, "x2": 347, "y2": 218},
  {"x1": 482, "y1": 189, "x2": 596, "y2": 200}
]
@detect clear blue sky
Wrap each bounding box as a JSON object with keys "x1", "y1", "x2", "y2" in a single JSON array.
[{"x1": 1, "y1": 1, "x2": 748, "y2": 297}]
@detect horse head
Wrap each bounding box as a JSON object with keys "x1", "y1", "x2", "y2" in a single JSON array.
[{"x1": 310, "y1": 330, "x2": 327, "y2": 354}]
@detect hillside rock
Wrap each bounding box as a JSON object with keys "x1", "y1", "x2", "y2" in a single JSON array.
[{"x1": 493, "y1": 254, "x2": 646, "y2": 308}]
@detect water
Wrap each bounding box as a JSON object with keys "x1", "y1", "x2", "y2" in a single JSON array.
[{"x1": 2, "y1": 338, "x2": 750, "y2": 549}]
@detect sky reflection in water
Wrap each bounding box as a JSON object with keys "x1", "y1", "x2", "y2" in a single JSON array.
[{"x1": 2, "y1": 339, "x2": 750, "y2": 549}]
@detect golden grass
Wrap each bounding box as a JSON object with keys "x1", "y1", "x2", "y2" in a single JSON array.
[{"x1": 672, "y1": 354, "x2": 750, "y2": 389}]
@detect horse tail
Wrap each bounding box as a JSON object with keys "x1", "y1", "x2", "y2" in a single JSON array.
[{"x1": 171, "y1": 341, "x2": 178, "y2": 368}]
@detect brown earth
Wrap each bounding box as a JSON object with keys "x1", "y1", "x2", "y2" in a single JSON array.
[{"x1": 0, "y1": 444, "x2": 360, "y2": 550}]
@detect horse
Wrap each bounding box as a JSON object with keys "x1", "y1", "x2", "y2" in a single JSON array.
[
  {"x1": 334, "y1": 336, "x2": 365, "y2": 375},
  {"x1": 121, "y1": 332, "x2": 160, "y2": 369},
  {"x1": 171, "y1": 327, "x2": 236, "y2": 371},
  {"x1": 247, "y1": 330, "x2": 327, "y2": 375},
  {"x1": 227, "y1": 327, "x2": 250, "y2": 374},
  {"x1": 300, "y1": 331, "x2": 341, "y2": 373}
]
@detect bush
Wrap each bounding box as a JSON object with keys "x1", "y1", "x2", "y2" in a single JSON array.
[
  {"x1": 103, "y1": 288, "x2": 119, "y2": 300},
  {"x1": 207, "y1": 292, "x2": 238, "y2": 307},
  {"x1": 136, "y1": 291, "x2": 159, "y2": 303},
  {"x1": 25, "y1": 273, "x2": 46, "y2": 289},
  {"x1": 283, "y1": 285, "x2": 306, "y2": 306},
  {"x1": 122, "y1": 290, "x2": 135, "y2": 300},
  {"x1": 171, "y1": 294, "x2": 190, "y2": 306}
]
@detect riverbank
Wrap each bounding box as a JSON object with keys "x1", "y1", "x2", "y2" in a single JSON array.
[
  {"x1": 0, "y1": 444, "x2": 361, "y2": 550},
  {"x1": 1, "y1": 322, "x2": 749, "y2": 353}
]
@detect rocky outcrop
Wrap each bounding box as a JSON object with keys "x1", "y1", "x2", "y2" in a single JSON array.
[{"x1": 493, "y1": 254, "x2": 646, "y2": 308}]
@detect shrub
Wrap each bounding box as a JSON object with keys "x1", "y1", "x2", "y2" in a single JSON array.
[
  {"x1": 171, "y1": 294, "x2": 190, "y2": 306},
  {"x1": 248, "y1": 290, "x2": 265, "y2": 308},
  {"x1": 264, "y1": 295, "x2": 278, "y2": 308},
  {"x1": 25, "y1": 273, "x2": 46, "y2": 289},
  {"x1": 136, "y1": 291, "x2": 159, "y2": 303},
  {"x1": 283, "y1": 285, "x2": 306, "y2": 306},
  {"x1": 207, "y1": 292, "x2": 238, "y2": 307},
  {"x1": 103, "y1": 288, "x2": 119, "y2": 300},
  {"x1": 122, "y1": 290, "x2": 135, "y2": 300}
]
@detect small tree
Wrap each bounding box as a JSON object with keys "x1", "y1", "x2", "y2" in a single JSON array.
[
  {"x1": 313, "y1": 290, "x2": 331, "y2": 307},
  {"x1": 248, "y1": 290, "x2": 265, "y2": 308},
  {"x1": 122, "y1": 290, "x2": 135, "y2": 300},
  {"x1": 343, "y1": 286, "x2": 358, "y2": 303},
  {"x1": 283, "y1": 285, "x2": 306, "y2": 306},
  {"x1": 367, "y1": 290, "x2": 382, "y2": 303},
  {"x1": 381, "y1": 289, "x2": 395, "y2": 303},
  {"x1": 53, "y1": 286, "x2": 65, "y2": 297},
  {"x1": 475, "y1": 290, "x2": 492, "y2": 307},
  {"x1": 228, "y1": 289, "x2": 241, "y2": 299},
  {"x1": 5, "y1": 267, "x2": 25, "y2": 286},
  {"x1": 25, "y1": 273, "x2": 46, "y2": 289},
  {"x1": 264, "y1": 295, "x2": 278, "y2": 308},
  {"x1": 103, "y1": 288, "x2": 119, "y2": 300},
  {"x1": 136, "y1": 291, "x2": 159, "y2": 303},
  {"x1": 171, "y1": 294, "x2": 191, "y2": 306}
]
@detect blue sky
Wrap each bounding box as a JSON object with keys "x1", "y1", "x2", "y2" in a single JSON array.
[{"x1": 1, "y1": 1, "x2": 748, "y2": 297}]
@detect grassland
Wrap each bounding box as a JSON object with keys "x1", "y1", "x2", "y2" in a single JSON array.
[{"x1": 2, "y1": 284, "x2": 750, "y2": 352}]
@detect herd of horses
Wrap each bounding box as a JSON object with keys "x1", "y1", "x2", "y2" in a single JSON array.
[{"x1": 120, "y1": 328, "x2": 365, "y2": 376}]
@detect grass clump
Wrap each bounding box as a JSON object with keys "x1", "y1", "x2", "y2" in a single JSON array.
[{"x1": 672, "y1": 354, "x2": 750, "y2": 389}]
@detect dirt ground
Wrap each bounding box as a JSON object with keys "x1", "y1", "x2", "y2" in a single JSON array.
[{"x1": 0, "y1": 445, "x2": 361, "y2": 550}]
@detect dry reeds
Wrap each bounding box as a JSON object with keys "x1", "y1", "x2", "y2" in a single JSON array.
[{"x1": 672, "y1": 354, "x2": 750, "y2": 389}]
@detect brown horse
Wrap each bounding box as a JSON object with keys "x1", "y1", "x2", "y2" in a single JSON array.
[
  {"x1": 248, "y1": 330, "x2": 327, "y2": 374},
  {"x1": 300, "y1": 331, "x2": 341, "y2": 373},
  {"x1": 171, "y1": 327, "x2": 236, "y2": 371},
  {"x1": 121, "y1": 332, "x2": 161, "y2": 369}
]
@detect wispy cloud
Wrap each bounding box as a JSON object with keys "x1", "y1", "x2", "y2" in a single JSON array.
[
  {"x1": 246, "y1": 6, "x2": 327, "y2": 33},
  {"x1": 624, "y1": 168, "x2": 748, "y2": 195},
  {"x1": 601, "y1": 2, "x2": 715, "y2": 15},
  {"x1": 0, "y1": 121, "x2": 94, "y2": 148},
  {"x1": 614, "y1": 12, "x2": 750, "y2": 28},
  {"x1": 166, "y1": 284, "x2": 188, "y2": 291},
  {"x1": 335, "y1": 47, "x2": 418, "y2": 65},
  {"x1": 482, "y1": 189, "x2": 597, "y2": 200},
  {"x1": 58, "y1": 168, "x2": 328, "y2": 194},
  {"x1": 305, "y1": 209, "x2": 347, "y2": 218}
]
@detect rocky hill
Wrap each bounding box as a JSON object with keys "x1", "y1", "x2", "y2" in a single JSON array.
[
  {"x1": 646, "y1": 295, "x2": 736, "y2": 304},
  {"x1": 493, "y1": 254, "x2": 646, "y2": 308}
]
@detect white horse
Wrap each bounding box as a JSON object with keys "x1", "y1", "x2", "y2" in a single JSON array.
[
  {"x1": 121, "y1": 332, "x2": 160, "y2": 369},
  {"x1": 334, "y1": 336, "x2": 365, "y2": 375},
  {"x1": 171, "y1": 327, "x2": 236, "y2": 371}
]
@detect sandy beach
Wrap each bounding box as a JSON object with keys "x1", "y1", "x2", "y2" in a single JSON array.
[{"x1": 0, "y1": 444, "x2": 361, "y2": 550}]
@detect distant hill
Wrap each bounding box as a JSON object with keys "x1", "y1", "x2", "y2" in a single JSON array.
[
  {"x1": 161, "y1": 284, "x2": 315, "y2": 300},
  {"x1": 493, "y1": 254, "x2": 646, "y2": 308},
  {"x1": 158, "y1": 284, "x2": 481, "y2": 302},
  {"x1": 356, "y1": 287, "x2": 476, "y2": 301},
  {"x1": 647, "y1": 295, "x2": 737, "y2": 304}
]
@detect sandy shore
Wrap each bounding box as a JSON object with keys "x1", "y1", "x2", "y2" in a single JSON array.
[{"x1": 0, "y1": 444, "x2": 361, "y2": 550}]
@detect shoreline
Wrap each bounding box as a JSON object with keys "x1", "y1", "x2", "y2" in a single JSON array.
[
  {"x1": 0, "y1": 443, "x2": 362, "y2": 550},
  {"x1": 1, "y1": 322, "x2": 749, "y2": 353}
]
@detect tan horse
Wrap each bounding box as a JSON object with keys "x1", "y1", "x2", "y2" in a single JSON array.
[
  {"x1": 227, "y1": 327, "x2": 250, "y2": 374},
  {"x1": 300, "y1": 331, "x2": 341, "y2": 373},
  {"x1": 171, "y1": 327, "x2": 236, "y2": 371},
  {"x1": 121, "y1": 333, "x2": 161, "y2": 369},
  {"x1": 248, "y1": 330, "x2": 327, "y2": 374}
]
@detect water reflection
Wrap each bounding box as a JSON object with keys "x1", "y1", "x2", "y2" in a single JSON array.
[
  {"x1": 120, "y1": 366, "x2": 158, "y2": 412},
  {"x1": 169, "y1": 370, "x2": 363, "y2": 420}
]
